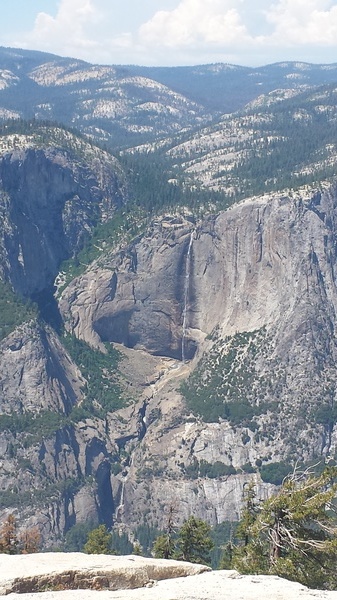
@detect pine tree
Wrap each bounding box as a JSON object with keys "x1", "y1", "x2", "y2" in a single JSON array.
[
  {"x1": 236, "y1": 481, "x2": 259, "y2": 547},
  {"x1": 132, "y1": 542, "x2": 143, "y2": 556},
  {"x1": 153, "y1": 504, "x2": 176, "y2": 559},
  {"x1": 233, "y1": 466, "x2": 337, "y2": 589},
  {"x1": 152, "y1": 534, "x2": 175, "y2": 559},
  {"x1": 176, "y1": 516, "x2": 213, "y2": 565},
  {"x1": 152, "y1": 513, "x2": 213, "y2": 565},
  {"x1": 83, "y1": 525, "x2": 115, "y2": 555}
]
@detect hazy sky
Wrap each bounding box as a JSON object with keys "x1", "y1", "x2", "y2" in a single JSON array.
[{"x1": 1, "y1": 0, "x2": 337, "y2": 67}]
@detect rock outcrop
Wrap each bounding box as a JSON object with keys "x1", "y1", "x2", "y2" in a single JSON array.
[
  {"x1": 0, "y1": 553, "x2": 209, "y2": 595},
  {"x1": 0, "y1": 320, "x2": 85, "y2": 414},
  {"x1": 61, "y1": 186, "x2": 337, "y2": 356},
  {"x1": 60, "y1": 218, "x2": 199, "y2": 358},
  {"x1": 0, "y1": 554, "x2": 336, "y2": 600}
]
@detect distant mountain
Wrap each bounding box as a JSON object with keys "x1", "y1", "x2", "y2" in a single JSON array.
[
  {"x1": 134, "y1": 82, "x2": 337, "y2": 201},
  {"x1": 130, "y1": 61, "x2": 337, "y2": 113},
  {"x1": 0, "y1": 47, "x2": 211, "y2": 150},
  {"x1": 1, "y1": 47, "x2": 337, "y2": 149}
]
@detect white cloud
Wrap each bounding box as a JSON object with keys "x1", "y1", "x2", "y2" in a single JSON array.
[
  {"x1": 265, "y1": 0, "x2": 337, "y2": 45},
  {"x1": 11, "y1": 0, "x2": 337, "y2": 66},
  {"x1": 138, "y1": 0, "x2": 251, "y2": 49},
  {"x1": 22, "y1": 0, "x2": 102, "y2": 58}
]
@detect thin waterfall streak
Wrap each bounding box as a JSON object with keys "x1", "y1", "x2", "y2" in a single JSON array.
[
  {"x1": 182, "y1": 231, "x2": 194, "y2": 362},
  {"x1": 120, "y1": 480, "x2": 125, "y2": 508},
  {"x1": 116, "y1": 480, "x2": 125, "y2": 520},
  {"x1": 116, "y1": 454, "x2": 132, "y2": 519}
]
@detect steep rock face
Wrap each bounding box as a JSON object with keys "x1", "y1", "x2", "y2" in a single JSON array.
[
  {"x1": 3, "y1": 183, "x2": 337, "y2": 545},
  {"x1": 59, "y1": 185, "x2": 337, "y2": 521},
  {"x1": 60, "y1": 187, "x2": 337, "y2": 392},
  {"x1": 61, "y1": 219, "x2": 198, "y2": 358},
  {"x1": 0, "y1": 131, "x2": 129, "y2": 541},
  {"x1": 0, "y1": 323, "x2": 140, "y2": 543},
  {"x1": 0, "y1": 138, "x2": 125, "y2": 298},
  {"x1": 0, "y1": 376, "x2": 119, "y2": 540},
  {"x1": 108, "y1": 357, "x2": 276, "y2": 529},
  {"x1": 0, "y1": 321, "x2": 85, "y2": 414}
]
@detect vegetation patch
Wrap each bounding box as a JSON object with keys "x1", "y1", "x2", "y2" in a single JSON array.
[
  {"x1": 119, "y1": 151, "x2": 233, "y2": 215},
  {"x1": 57, "y1": 208, "x2": 147, "y2": 293},
  {"x1": 0, "y1": 335, "x2": 128, "y2": 443},
  {"x1": 153, "y1": 515, "x2": 214, "y2": 565},
  {"x1": 0, "y1": 476, "x2": 84, "y2": 509},
  {"x1": 0, "y1": 410, "x2": 66, "y2": 441},
  {"x1": 184, "y1": 458, "x2": 236, "y2": 479},
  {"x1": 232, "y1": 466, "x2": 337, "y2": 590},
  {"x1": 259, "y1": 461, "x2": 293, "y2": 485},
  {"x1": 181, "y1": 328, "x2": 272, "y2": 425},
  {"x1": 0, "y1": 279, "x2": 37, "y2": 341},
  {"x1": 61, "y1": 334, "x2": 127, "y2": 418}
]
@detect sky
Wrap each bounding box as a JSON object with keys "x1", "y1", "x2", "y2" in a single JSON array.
[{"x1": 1, "y1": 0, "x2": 337, "y2": 67}]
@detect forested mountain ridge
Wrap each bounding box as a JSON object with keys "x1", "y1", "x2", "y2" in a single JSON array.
[
  {"x1": 0, "y1": 47, "x2": 211, "y2": 150},
  {"x1": 1, "y1": 47, "x2": 337, "y2": 150},
  {"x1": 134, "y1": 82, "x2": 337, "y2": 200},
  {"x1": 1, "y1": 49, "x2": 337, "y2": 550},
  {"x1": 130, "y1": 61, "x2": 337, "y2": 112}
]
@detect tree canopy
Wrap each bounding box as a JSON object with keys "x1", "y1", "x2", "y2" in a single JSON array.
[
  {"x1": 83, "y1": 524, "x2": 115, "y2": 555},
  {"x1": 232, "y1": 466, "x2": 337, "y2": 590},
  {"x1": 0, "y1": 514, "x2": 40, "y2": 554},
  {"x1": 153, "y1": 514, "x2": 213, "y2": 565}
]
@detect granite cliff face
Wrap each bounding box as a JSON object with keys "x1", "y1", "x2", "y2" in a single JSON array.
[
  {"x1": 52, "y1": 184, "x2": 337, "y2": 533},
  {"x1": 60, "y1": 218, "x2": 199, "y2": 359},
  {"x1": 0, "y1": 129, "x2": 126, "y2": 298},
  {"x1": 0, "y1": 128, "x2": 129, "y2": 540},
  {"x1": 61, "y1": 187, "x2": 337, "y2": 353},
  {"x1": 0, "y1": 321, "x2": 84, "y2": 415},
  {"x1": 61, "y1": 186, "x2": 337, "y2": 452},
  {"x1": 1, "y1": 128, "x2": 337, "y2": 544},
  {"x1": 0, "y1": 319, "x2": 119, "y2": 538}
]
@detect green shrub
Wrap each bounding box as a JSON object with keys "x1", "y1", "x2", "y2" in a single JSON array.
[
  {"x1": 185, "y1": 458, "x2": 236, "y2": 479},
  {"x1": 64, "y1": 522, "x2": 95, "y2": 552},
  {"x1": 84, "y1": 524, "x2": 114, "y2": 554},
  {"x1": 260, "y1": 461, "x2": 292, "y2": 485},
  {"x1": 241, "y1": 462, "x2": 256, "y2": 474}
]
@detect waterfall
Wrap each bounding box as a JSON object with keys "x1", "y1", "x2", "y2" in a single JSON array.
[
  {"x1": 115, "y1": 455, "x2": 133, "y2": 521},
  {"x1": 182, "y1": 231, "x2": 194, "y2": 362},
  {"x1": 116, "y1": 480, "x2": 125, "y2": 520}
]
